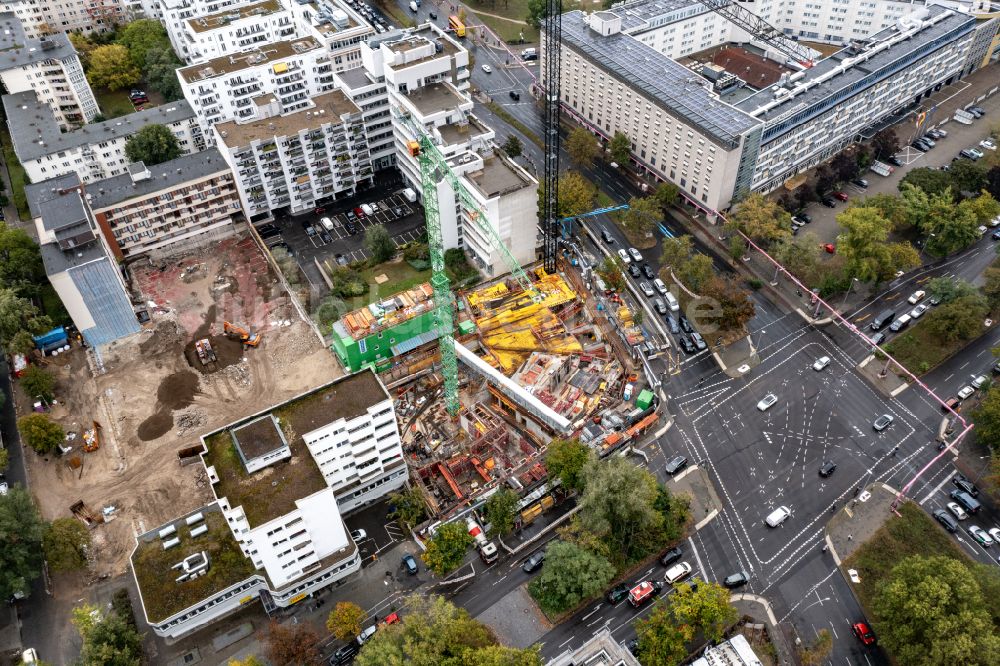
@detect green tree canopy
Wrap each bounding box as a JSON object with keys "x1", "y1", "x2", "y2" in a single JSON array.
[
  {"x1": 836, "y1": 206, "x2": 919, "y2": 282},
  {"x1": 43, "y1": 517, "x2": 91, "y2": 572},
  {"x1": 0, "y1": 487, "x2": 45, "y2": 601},
  {"x1": 726, "y1": 193, "x2": 791, "y2": 246},
  {"x1": 872, "y1": 555, "x2": 1000, "y2": 666},
  {"x1": 973, "y1": 386, "x2": 1000, "y2": 454},
  {"x1": 676, "y1": 254, "x2": 713, "y2": 294},
  {"x1": 20, "y1": 367, "x2": 55, "y2": 403},
  {"x1": 653, "y1": 182, "x2": 680, "y2": 210},
  {"x1": 860, "y1": 191, "x2": 911, "y2": 231},
  {"x1": 17, "y1": 413, "x2": 65, "y2": 454},
  {"x1": 566, "y1": 127, "x2": 599, "y2": 167},
  {"x1": 609, "y1": 131, "x2": 631, "y2": 165},
  {"x1": 595, "y1": 256, "x2": 626, "y2": 293},
  {"x1": 124, "y1": 124, "x2": 182, "y2": 166},
  {"x1": 923, "y1": 294, "x2": 988, "y2": 343},
  {"x1": 365, "y1": 223, "x2": 395, "y2": 263},
  {"x1": 526, "y1": 0, "x2": 547, "y2": 28},
  {"x1": 423, "y1": 521, "x2": 473, "y2": 576},
  {"x1": 501, "y1": 135, "x2": 523, "y2": 159},
  {"x1": 482, "y1": 488, "x2": 519, "y2": 539},
  {"x1": 949, "y1": 159, "x2": 989, "y2": 194},
  {"x1": 544, "y1": 438, "x2": 593, "y2": 493},
  {"x1": 619, "y1": 196, "x2": 660, "y2": 237},
  {"x1": 872, "y1": 128, "x2": 900, "y2": 158},
  {"x1": 78, "y1": 609, "x2": 143, "y2": 666},
  {"x1": 117, "y1": 19, "x2": 171, "y2": 67},
  {"x1": 635, "y1": 605, "x2": 688, "y2": 666},
  {"x1": 670, "y1": 578, "x2": 738, "y2": 642},
  {"x1": 144, "y1": 46, "x2": 183, "y2": 101},
  {"x1": 660, "y1": 236, "x2": 694, "y2": 273},
  {"x1": 700, "y1": 276, "x2": 755, "y2": 332},
  {"x1": 326, "y1": 601, "x2": 367, "y2": 642},
  {"x1": 527, "y1": 540, "x2": 615, "y2": 615},
  {"x1": 0, "y1": 223, "x2": 46, "y2": 297},
  {"x1": 0, "y1": 288, "x2": 51, "y2": 348},
  {"x1": 921, "y1": 188, "x2": 979, "y2": 257},
  {"x1": 87, "y1": 44, "x2": 141, "y2": 91},
  {"x1": 387, "y1": 486, "x2": 427, "y2": 530},
  {"x1": 925, "y1": 276, "x2": 977, "y2": 304},
  {"x1": 900, "y1": 167, "x2": 954, "y2": 198}
]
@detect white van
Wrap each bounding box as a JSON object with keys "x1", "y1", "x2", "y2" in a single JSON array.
[
  {"x1": 889, "y1": 314, "x2": 911, "y2": 332},
  {"x1": 664, "y1": 561, "x2": 692, "y2": 584},
  {"x1": 360, "y1": 203, "x2": 374, "y2": 216},
  {"x1": 402, "y1": 188, "x2": 417, "y2": 203},
  {"x1": 665, "y1": 292, "x2": 679, "y2": 312},
  {"x1": 765, "y1": 506, "x2": 791, "y2": 527},
  {"x1": 409, "y1": 0, "x2": 418, "y2": 11},
  {"x1": 320, "y1": 216, "x2": 334, "y2": 231}
]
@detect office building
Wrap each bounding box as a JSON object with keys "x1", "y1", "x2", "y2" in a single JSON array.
[
  {"x1": 26, "y1": 174, "x2": 141, "y2": 347},
  {"x1": 131, "y1": 369, "x2": 404, "y2": 639},
  {"x1": 0, "y1": 15, "x2": 98, "y2": 127},
  {"x1": 547, "y1": 627, "x2": 641, "y2": 666},
  {"x1": 213, "y1": 88, "x2": 372, "y2": 217},
  {"x1": 86, "y1": 148, "x2": 243, "y2": 259},
  {"x1": 3, "y1": 91, "x2": 203, "y2": 183}
]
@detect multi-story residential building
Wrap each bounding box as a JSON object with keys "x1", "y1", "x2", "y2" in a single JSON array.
[
  {"x1": 213, "y1": 88, "x2": 372, "y2": 217},
  {"x1": 548, "y1": 628, "x2": 641, "y2": 666},
  {"x1": 549, "y1": 2, "x2": 983, "y2": 215},
  {"x1": 3, "y1": 90, "x2": 203, "y2": 183},
  {"x1": 178, "y1": 35, "x2": 335, "y2": 137},
  {"x1": 334, "y1": 66, "x2": 394, "y2": 170},
  {"x1": 131, "y1": 369, "x2": 404, "y2": 639},
  {"x1": 26, "y1": 174, "x2": 142, "y2": 347},
  {"x1": 0, "y1": 0, "x2": 128, "y2": 38},
  {"x1": 86, "y1": 148, "x2": 243, "y2": 259},
  {"x1": 286, "y1": 0, "x2": 373, "y2": 65},
  {"x1": 0, "y1": 15, "x2": 98, "y2": 127},
  {"x1": 159, "y1": 0, "x2": 241, "y2": 60},
  {"x1": 364, "y1": 25, "x2": 538, "y2": 273},
  {"x1": 178, "y1": 0, "x2": 300, "y2": 63}
]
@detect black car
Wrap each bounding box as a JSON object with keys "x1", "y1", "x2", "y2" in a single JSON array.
[
  {"x1": 820, "y1": 197, "x2": 836, "y2": 208},
  {"x1": 952, "y1": 474, "x2": 979, "y2": 497},
  {"x1": 797, "y1": 212, "x2": 812, "y2": 224},
  {"x1": 641, "y1": 264, "x2": 655, "y2": 279},
  {"x1": 723, "y1": 571, "x2": 749, "y2": 588},
  {"x1": 659, "y1": 546, "x2": 683, "y2": 566},
  {"x1": 522, "y1": 550, "x2": 545, "y2": 573},
  {"x1": 509, "y1": 90, "x2": 520, "y2": 101},
  {"x1": 665, "y1": 315, "x2": 679, "y2": 335},
  {"x1": 600, "y1": 228, "x2": 615, "y2": 244},
  {"x1": 626, "y1": 638, "x2": 639, "y2": 655},
  {"x1": 870, "y1": 331, "x2": 886, "y2": 347},
  {"x1": 428, "y1": 10, "x2": 437, "y2": 18},
  {"x1": 628, "y1": 263, "x2": 641, "y2": 278},
  {"x1": 679, "y1": 316, "x2": 693, "y2": 333},
  {"x1": 818, "y1": 460, "x2": 837, "y2": 477},
  {"x1": 678, "y1": 335, "x2": 696, "y2": 354},
  {"x1": 320, "y1": 230, "x2": 333, "y2": 243},
  {"x1": 850, "y1": 178, "x2": 868, "y2": 189},
  {"x1": 887, "y1": 156, "x2": 903, "y2": 167},
  {"x1": 345, "y1": 222, "x2": 357, "y2": 234},
  {"x1": 331, "y1": 641, "x2": 359, "y2": 664},
  {"x1": 665, "y1": 455, "x2": 688, "y2": 475},
  {"x1": 606, "y1": 583, "x2": 630, "y2": 605},
  {"x1": 933, "y1": 508, "x2": 958, "y2": 533},
  {"x1": 402, "y1": 553, "x2": 418, "y2": 575}
]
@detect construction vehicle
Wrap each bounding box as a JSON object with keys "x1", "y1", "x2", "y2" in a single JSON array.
[
  {"x1": 628, "y1": 580, "x2": 664, "y2": 607},
  {"x1": 223, "y1": 321, "x2": 262, "y2": 347},
  {"x1": 82, "y1": 421, "x2": 101, "y2": 453},
  {"x1": 70, "y1": 500, "x2": 104, "y2": 528},
  {"x1": 466, "y1": 516, "x2": 498, "y2": 564},
  {"x1": 195, "y1": 338, "x2": 217, "y2": 364}
]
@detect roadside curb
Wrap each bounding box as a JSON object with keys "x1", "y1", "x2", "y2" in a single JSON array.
[
  {"x1": 498, "y1": 505, "x2": 580, "y2": 555},
  {"x1": 694, "y1": 508, "x2": 719, "y2": 531},
  {"x1": 729, "y1": 593, "x2": 777, "y2": 625}
]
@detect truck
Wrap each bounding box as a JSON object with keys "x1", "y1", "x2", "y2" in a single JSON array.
[
  {"x1": 195, "y1": 339, "x2": 217, "y2": 364},
  {"x1": 628, "y1": 580, "x2": 663, "y2": 607},
  {"x1": 466, "y1": 517, "x2": 498, "y2": 564},
  {"x1": 402, "y1": 187, "x2": 417, "y2": 203},
  {"x1": 869, "y1": 161, "x2": 894, "y2": 177}
]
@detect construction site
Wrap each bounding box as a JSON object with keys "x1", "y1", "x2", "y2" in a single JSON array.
[
  {"x1": 18, "y1": 234, "x2": 341, "y2": 580},
  {"x1": 374, "y1": 266, "x2": 661, "y2": 520}
]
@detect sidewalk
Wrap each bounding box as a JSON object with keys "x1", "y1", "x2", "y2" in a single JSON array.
[{"x1": 824, "y1": 483, "x2": 897, "y2": 565}]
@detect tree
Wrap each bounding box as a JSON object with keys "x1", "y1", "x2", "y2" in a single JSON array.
[
  {"x1": 794, "y1": 181, "x2": 818, "y2": 210},
  {"x1": 544, "y1": 438, "x2": 593, "y2": 493},
  {"x1": 20, "y1": 367, "x2": 55, "y2": 403},
  {"x1": 17, "y1": 414, "x2": 64, "y2": 454},
  {"x1": 0, "y1": 448, "x2": 8, "y2": 472},
  {"x1": 526, "y1": 0, "x2": 547, "y2": 28},
  {"x1": 798, "y1": 629, "x2": 833, "y2": 666},
  {"x1": 949, "y1": 159, "x2": 989, "y2": 194},
  {"x1": 924, "y1": 294, "x2": 988, "y2": 343},
  {"x1": 69, "y1": 32, "x2": 97, "y2": 68},
  {"x1": 922, "y1": 190, "x2": 979, "y2": 257},
  {"x1": 0, "y1": 222, "x2": 46, "y2": 295},
  {"x1": 726, "y1": 192, "x2": 791, "y2": 246},
  {"x1": 774, "y1": 233, "x2": 821, "y2": 279},
  {"x1": 261, "y1": 620, "x2": 321, "y2": 666},
  {"x1": 984, "y1": 266, "x2": 1000, "y2": 310},
  {"x1": 619, "y1": 196, "x2": 660, "y2": 237},
  {"x1": 872, "y1": 128, "x2": 900, "y2": 158},
  {"x1": 117, "y1": 19, "x2": 171, "y2": 68},
  {"x1": 423, "y1": 521, "x2": 473, "y2": 576},
  {"x1": 144, "y1": 46, "x2": 183, "y2": 101},
  {"x1": 43, "y1": 517, "x2": 91, "y2": 572},
  {"x1": 831, "y1": 151, "x2": 859, "y2": 182},
  {"x1": 365, "y1": 224, "x2": 395, "y2": 263},
  {"x1": 501, "y1": 135, "x2": 522, "y2": 159},
  {"x1": 871, "y1": 555, "x2": 1000, "y2": 666},
  {"x1": 326, "y1": 601, "x2": 366, "y2": 642},
  {"x1": 527, "y1": 540, "x2": 615, "y2": 615},
  {"x1": 609, "y1": 131, "x2": 631, "y2": 166},
  {"x1": 814, "y1": 165, "x2": 836, "y2": 195},
  {"x1": 862, "y1": 192, "x2": 910, "y2": 230},
  {"x1": 387, "y1": 486, "x2": 426, "y2": 530},
  {"x1": 566, "y1": 127, "x2": 598, "y2": 167},
  {"x1": 660, "y1": 236, "x2": 694, "y2": 273},
  {"x1": 836, "y1": 206, "x2": 918, "y2": 283},
  {"x1": 676, "y1": 254, "x2": 713, "y2": 294},
  {"x1": 900, "y1": 167, "x2": 954, "y2": 198},
  {"x1": 554, "y1": 171, "x2": 596, "y2": 219},
  {"x1": 124, "y1": 124, "x2": 182, "y2": 166},
  {"x1": 978, "y1": 389, "x2": 1000, "y2": 453},
  {"x1": 959, "y1": 192, "x2": 1000, "y2": 227},
  {"x1": 635, "y1": 605, "x2": 688, "y2": 666},
  {"x1": 228, "y1": 658, "x2": 265, "y2": 666},
  {"x1": 78, "y1": 610, "x2": 143, "y2": 666},
  {"x1": 670, "y1": 578, "x2": 738, "y2": 642},
  {"x1": 0, "y1": 288, "x2": 50, "y2": 347},
  {"x1": 357, "y1": 595, "x2": 540, "y2": 665},
  {"x1": 87, "y1": 44, "x2": 141, "y2": 91},
  {"x1": 700, "y1": 277, "x2": 755, "y2": 332},
  {"x1": 987, "y1": 166, "x2": 1000, "y2": 200},
  {"x1": 653, "y1": 182, "x2": 680, "y2": 211},
  {"x1": 925, "y1": 276, "x2": 977, "y2": 304},
  {"x1": 0, "y1": 487, "x2": 45, "y2": 601},
  {"x1": 595, "y1": 255, "x2": 626, "y2": 293},
  {"x1": 482, "y1": 488, "x2": 519, "y2": 538}
]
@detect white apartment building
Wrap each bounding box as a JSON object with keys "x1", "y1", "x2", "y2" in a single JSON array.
[
  {"x1": 159, "y1": 0, "x2": 241, "y2": 59},
  {"x1": 0, "y1": 0, "x2": 128, "y2": 38},
  {"x1": 213, "y1": 88, "x2": 373, "y2": 217},
  {"x1": 551, "y1": 10, "x2": 762, "y2": 212},
  {"x1": 131, "y1": 369, "x2": 402, "y2": 639},
  {"x1": 178, "y1": 0, "x2": 300, "y2": 63},
  {"x1": 4, "y1": 90, "x2": 204, "y2": 183},
  {"x1": 178, "y1": 35, "x2": 335, "y2": 137},
  {"x1": 334, "y1": 66, "x2": 395, "y2": 169},
  {"x1": 364, "y1": 25, "x2": 539, "y2": 273},
  {"x1": 0, "y1": 15, "x2": 98, "y2": 127}
]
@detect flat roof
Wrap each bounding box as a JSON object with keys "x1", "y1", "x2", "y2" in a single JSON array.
[
  {"x1": 233, "y1": 414, "x2": 287, "y2": 461},
  {"x1": 559, "y1": 11, "x2": 760, "y2": 148},
  {"x1": 384, "y1": 26, "x2": 461, "y2": 67},
  {"x1": 337, "y1": 66, "x2": 376, "y2": 91},
  {"x1": 401, "y1": 81, "x2": 467, "y2": 116},
  {"x1": 0, "y1": 12, "x2": 25, "y2": 51},
  {"x1": 178, "y1": 36, "x2": 323, "y2": 83},
  {"x1": 465, "y1": 153, "x2": 533, "y2": 199},
  {"x1": 608, "y1": 0, "x2": 709, "y2": 33},
  {"x1": 131, "y1": 504, "x2": 257, "y2": 624},
  {"x1": 438, "y1": 114, "x2": 490, "y2": 145},
  {"x1": 25, "y1": 172, "x2": 81, "y2": 218},
  {"x1": 201, "y1": 370, "x2": 388, "y2": 528},
  {"x1": 86, "y1": 148, "x2": 231, "y2": 211},
  {"x1": 187, "y1": 0, "x2": 283, "y2": 33},
  {"x1": 734, "y1": 5, "x2": 973, "y2": 122},
  {"x1": 215, "y1": 89, "x2": 360, "y2": 147},
  {"x1": 0, "y1": 23, "x2": 75, "y2": 69},
  {"x1": 3, "y1": 90, "x2": 195, "y2": 161},
  {"x1": 337, "y1": 282, "x2": 435, "y2": 341}
]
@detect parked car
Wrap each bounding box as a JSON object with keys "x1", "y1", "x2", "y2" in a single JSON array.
[
  {"x1": 820, "y1": 197, "x2": 837, "y2": 208},
  {"x1": 665, "y1": 315, "x2": 680, "y2": 335},
  {"x1": 933, "y1": 508, "x2": 958, "y2": 532},
  {"x1": 606, "y1": 583, "x2": 631, "y2": 605},
  {"x1": 664, "y1": 562, "x2": 693, "y2": 584},
  {"x1": 654, "y1": 278, "x2": 667, "y2": 294},
  {"x1": 660, "y1": 546, "x2": 684, "y2": 567},
  {"x1": 887, "y1": 156, "x2": 903, "y2": 167},
  {"x1": 353, "y1": 206, "x2": 366, "y2": 218},
  {"x1": 952, "y1": 474, "x2": 979, "y2": 497},
  {"x1": 639, "y1": 282, "x2": 655, "y2": 297},
  {"x1": 873, "y1": 414, "x2": 894, "y2": 431},
  {"x1": 832, "y1": 191, "x2": 849, "y2": 202},
  {"x1": 678, "y1": 336, "x2": 696, "y2": 354},
  {"x1": 980, "y1": 138, "x2": 996, "y2": 151},
  {"x1": 641, "y1": 264, "x2": 655, "y2": 279},
  {"x1": 331, "y1": 641, "x2": 359, "y2": 664},
  {"x1": 971, "y1": 375, "x2": 988, "y2": 389},
  {"x1": 402, "y1": 553, "x2": 418, "y2": 575},
  {"x1": 628, "y1": 263, "x2": 641, "y2": 278},
  {"x1": 522, "y1": 550, "x2": 545, "y2": 573},
  {"x1": 850, "y1": 178, "x2": 869, "y2": 189},
  {"x1": 968, "y1": 147, "x2": 985, "y2": 159},
  {"x1": 617, "y1": 248, "x2": 631, "y2": 264},
  {"x1": 907, "y1": 290, "x2": 926, "y2": 304},
  {"x1": 818, "y1": 460, "x2": 837, "y2": 477},
  {"x1": 910, "y1": 303, "x2": 929, "y2": 319},
  {"x1": 852, "y1": 622, "x2": 876, "y2": 646},
  {"x1": 870, "y1": 331, "x2": 886, "y2": 347},
  {"x1": 960, "y1": 148, "x2": 980, "y2": 160},
  {"x1": 653, "y1": 298, "x2": 667, "y2": 315},
  {"x1": 689, "y1": 331, "x2": 706, "y2": 351},
  {"x1": 957, "y1": 385, "x2": 975, "y2": 400},
  {"x1": 665, "y1": 455, "x2": 688, "y2": 475},
  {"x1": 628, "y1": 247, "x2": 643, "y2": 262}
]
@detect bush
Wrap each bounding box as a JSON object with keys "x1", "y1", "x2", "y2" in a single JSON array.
[{"x1": 18, "y1": 413, "x2": 64, "y2": 454}]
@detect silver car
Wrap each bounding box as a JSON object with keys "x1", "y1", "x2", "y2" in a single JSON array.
[
  {"x1": 812, "y1": 356, "x2": 831, "y2": 371},
  {"x1": 756, "y1": 394, "x2": 778, "y2": 411},
  {"x1": 639, "y1": 282, "x2": 655, "y2": 297},
  {"x1": 873, "y1": 414, "x2": 894, "y2": 431}
]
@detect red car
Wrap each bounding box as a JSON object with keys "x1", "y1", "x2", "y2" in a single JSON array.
[
  {"x1": 354, "y1": 206, "x2": 366, "y2": 218},
  {"x1": 833, "y1": 191, "x2": 849, "y2": 202},
  {"x1": 852, "y1": 622, "x2": 876, "y2": 646},
  {"x1": 314, "y1": 206, "x2": 325, "y2": 214},
  {"x1": 823, "y1": 243, "x2": 836, "y2": 254}
]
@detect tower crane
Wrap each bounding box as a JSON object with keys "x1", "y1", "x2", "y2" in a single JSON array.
[
  {"x1": 559, "y1": 204, "x2": 630, "y2": 239},
  {"x1": 691, "y1": 0, "x2": 816, "y2": 68}
]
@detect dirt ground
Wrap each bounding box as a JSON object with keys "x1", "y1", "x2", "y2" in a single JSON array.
[{"x1": 20, "y1": 234, "x2": 341, "y2": 577}]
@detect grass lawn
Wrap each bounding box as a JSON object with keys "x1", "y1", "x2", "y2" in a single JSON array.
[
  {"x1": 95, "y1": 88, "x2": 136, "y2": 119},
  {"x1": 884, "y1": 320, "x2": 977, "y2": 376},
  {"x1": 0, "y1": 123, "x2": 30, "y2": 219},
  {"x1": 361, "y1": 259, "x2": 431, "y2": 299}
]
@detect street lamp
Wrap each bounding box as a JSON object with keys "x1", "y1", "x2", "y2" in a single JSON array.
[{"x1": 841, "y1": 277, "x2": 859, "y2": 309}]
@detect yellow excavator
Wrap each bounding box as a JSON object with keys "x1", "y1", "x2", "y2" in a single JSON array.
[{"x1": 223, "y1": 321, "x2": 262, "y2": 347}]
